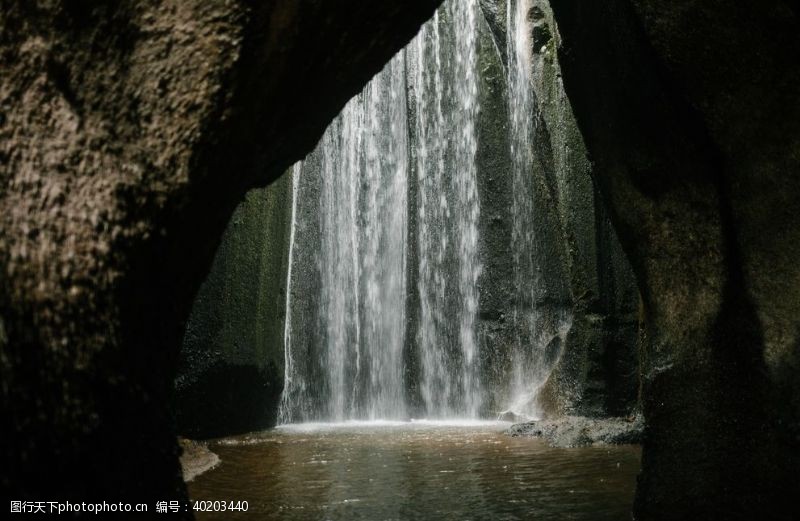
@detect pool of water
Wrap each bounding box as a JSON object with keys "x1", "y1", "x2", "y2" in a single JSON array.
[{"x1": 188, "y1": 421, "x2": 640, "y2": 520}]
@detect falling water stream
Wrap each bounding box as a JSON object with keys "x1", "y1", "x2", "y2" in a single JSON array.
[
  {"x1": 277, "y1": 42, "x2": 410, "y2": 423},
  {"x1": 280, "y1": 0, "x2": 567, "y2": 423},
  {"x1": 410, "y1": 0, "x2": 482, "y2": 419},
  {"x1": 502, "y1": 0, "x2": 575, "y2": 421},
  {"x1": 280, "y1": 0, "x2": 484, "y2": 423},
  {"x1": 506, "y1": 0, "x2": 547, "y2": 420}
]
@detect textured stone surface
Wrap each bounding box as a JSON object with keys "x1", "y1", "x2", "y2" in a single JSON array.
[
  {"x1": 0, "y1": 0, "x2": 443, "y2": 506},
  {"x1": 548, "y1": 0, "x2": 800, "y2": 518},
  {"x1": 508, "y1": 415, "x2": 643, "y2": 447},
  {"x1": 178, "y1": 439, "x2": 220, "y2": 483},
  {"x1": 175, "y1": 174, "x2": 292, "y2": 439},
  {"x1": 472, "y1": 8, "x2": 516, "y2": 414}
]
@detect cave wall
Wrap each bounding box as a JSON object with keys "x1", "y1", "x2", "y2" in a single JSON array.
[
  {"x1": 478, "y1": 0, "x2": 641, "y2": 419},
  {"x1": 472, "y1": 10, "x2": 517, "y2": 413},
  {"x1": 0, "y1": 0, "x2": 444, "y2": 506},
  {"x1": 547, "y1": 0, "x2": 800, "y2": 519},
  {"x1": 175, "y1": 172, "x2": 292, "y2": 439},
  {"x1": 532, "y1": 0, "x2": 641, "y2": 419}
]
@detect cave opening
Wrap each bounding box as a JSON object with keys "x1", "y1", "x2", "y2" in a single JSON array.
[
  {"x1": 4, "y1": 0, "x2": 797, "y2": 518},
  {"x1": 174, "y1": 0, "x2": 642, "y2": 518}
]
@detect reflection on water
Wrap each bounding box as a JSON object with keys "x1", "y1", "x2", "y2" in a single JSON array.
[{"x1": 188, "y1": 422, "x2": 640, "y2": 520}]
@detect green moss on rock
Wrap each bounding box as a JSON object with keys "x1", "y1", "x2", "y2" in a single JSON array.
[{"x1": 176, "y1": 172, "x2": 292, "y2": 439}]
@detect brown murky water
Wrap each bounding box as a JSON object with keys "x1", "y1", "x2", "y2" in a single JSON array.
[{"x1": 188, "y1": 421, "x2": 640, "y2": 520}]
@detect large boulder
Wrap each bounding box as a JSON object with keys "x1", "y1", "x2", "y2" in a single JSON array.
[{"x1": 0, "y1": 0, "x2": 442, "y2": 506}]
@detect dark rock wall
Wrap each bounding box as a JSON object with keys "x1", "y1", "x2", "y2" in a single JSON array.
[
  {"x1": 175, "y1": 174, "x2": 292, "y2": 439},
  {"x1": 478, "y1": 0, "x2": 641, "y2": 419},
  {"x1": 534, "y1": 0, "x2": 641, "y2": 419},
  {"x1": 473, "y1": 11, "x2": 517, "y2": 412},
  {"x1": 0, "y1": 0, "x2": 443, "y2": 506},
  {"x1": 547, "y1": 0, "x2": 800, "y2": 519}
]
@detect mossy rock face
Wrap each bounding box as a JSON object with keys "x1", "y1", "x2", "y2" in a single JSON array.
[
  {"x1": 478, "y1": 0, "x2": 641, "y2": 419},
  {"x1": 478, "y1": 0, "x2": 509, "y2": 65},
  {"x1": 176, "y1": 174, "x2": 292, "y2": 439},
  {"x1": 473, "y1": 6, "x2": 516, "y2": 413}
]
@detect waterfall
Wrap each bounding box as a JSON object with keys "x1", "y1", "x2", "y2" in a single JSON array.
[
  {"x1": 504, "y1": 0, "x2": 541, "y2": 419},
  {"x1": 410, "y1": 9, "x2": 451, "y2": 418},
  {"x1": 453, "y1": 0, "x2": 482, "y2": 419},
  {"x1": 279, "y1": 52, "x2": 409, "y2": 423},
  {"x1": 280, "y1": 0, "x2": 482, "y2": 423},
  {"x1": 357, "y1": 56, "x2": 410, "y2": 421},
  {"x1": 278, "y1": 163, "x2": 305, "y2": 425},
  {"x1": 410, "y1": 0, "x2": 482, "y2": 418}
]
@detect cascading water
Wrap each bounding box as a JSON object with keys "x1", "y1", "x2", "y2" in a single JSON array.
[
  {"x1": 453, "y1": 0, "x2": 482, "y2": 419},
  {"x1": 280, "y1": 0, "x2": 483, "y2": 423},
  {"x1": 410, "y1": 0, "x2": 482, "y2": 418},
  {"x1": 505, "y1": 0, "x2": 542, "y2": 419},
  {"x1": 279, "y1": 52, "x2": 409, "y2": 423},
  {"x1": 278, "y1": 163, "x2": 305, "y2": 425}
]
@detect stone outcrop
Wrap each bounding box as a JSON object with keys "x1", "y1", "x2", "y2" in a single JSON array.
[
  {"x1": 0, "y1": 0, "x2": 443, "y2": 506},
  {"x1": 508, "y1": 415, "x2": 643, "y2": 447},
  {"x1": 178, "y1": 439, "x2": 220, "y2": 483},
  {"x1": 547, "y1": 0, "x2": 800, "y2": 519}
]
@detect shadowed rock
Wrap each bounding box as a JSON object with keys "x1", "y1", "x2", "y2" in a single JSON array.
[
  {"x1": 548, "y1": 0, "x2": 800, "y2": 518},
  {"x1": 0, "y1": 0, "x2": 442, "y2": 508}
]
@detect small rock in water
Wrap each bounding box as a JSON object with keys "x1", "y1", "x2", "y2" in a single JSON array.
[
  {"x1": 506, "y1": 415, "x2": 644, "y2": 448},
  {"x1": 179, "y1": 438, "x2": 220, "y2": 482},
  {"x1": 497, "y1": 410, "x2": 533, "y2": 423}
]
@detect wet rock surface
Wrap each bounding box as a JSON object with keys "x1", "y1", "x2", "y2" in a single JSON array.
[
  {"x1": 508, "y1": 415, "x2": 643, "y2": 447},
  {"x1": 478, "y1": 0, "x2": 641, "y2": 419},
  {"x1": 175, "y1": 176, "x2": 291, "y2": 439},
  {"x1": 179, "y1": 439, "x2": 220, "y2": 483}
]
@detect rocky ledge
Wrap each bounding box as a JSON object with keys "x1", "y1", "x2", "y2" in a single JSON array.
[{"x1": 507, "y1": 416, "x2": 643, "y2": 447}]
